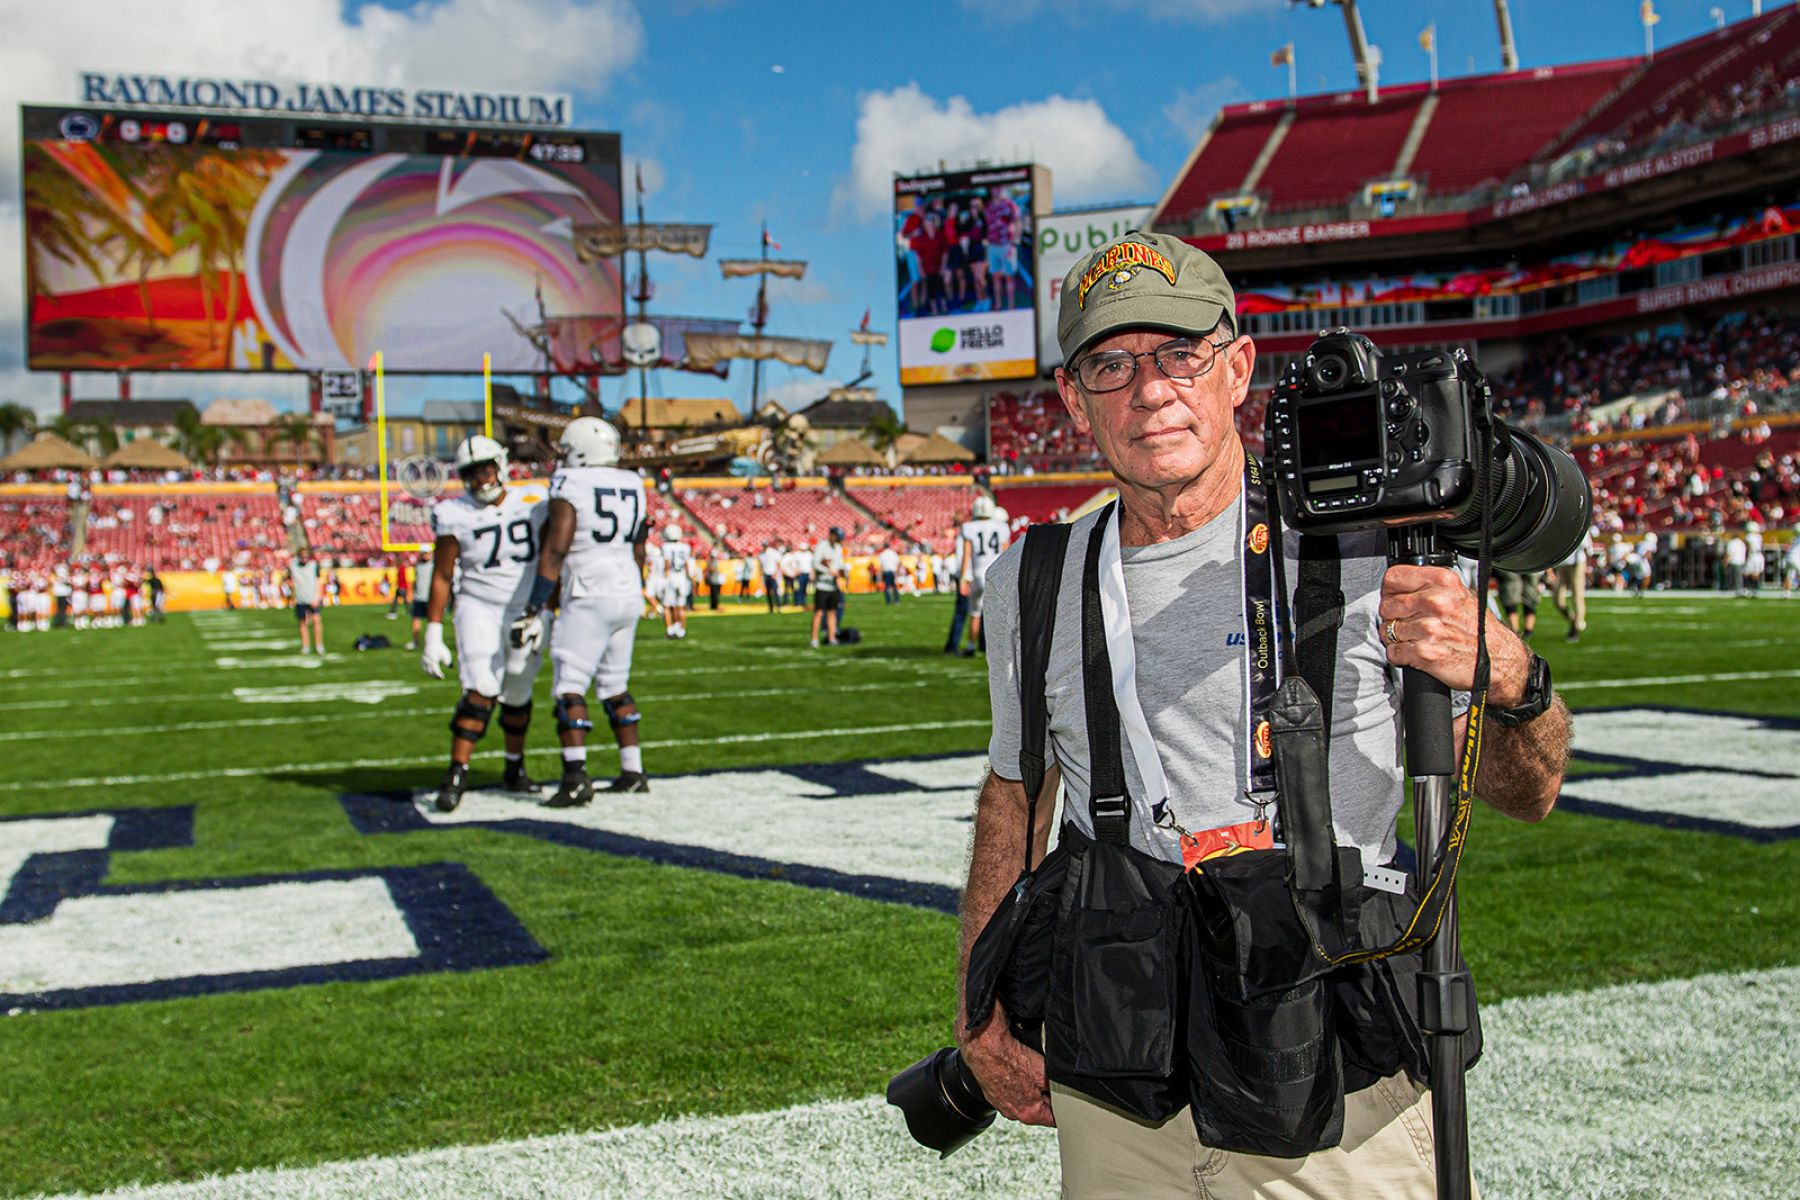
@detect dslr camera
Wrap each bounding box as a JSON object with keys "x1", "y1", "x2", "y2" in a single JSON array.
[{"x1": 1265, "y1": 330, "x2": 1590, "y2": 571}]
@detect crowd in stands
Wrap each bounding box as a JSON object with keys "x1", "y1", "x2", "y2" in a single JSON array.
[
  {"x1": 1492, "y1": 311, "x2": 1800, "y2": 428},
  {"x1": 0, "y1": 498, "x2": 71, "y2": 573},
  {"x1": 1584, "y1": 425, "x2": 1800, "y2": 536}
]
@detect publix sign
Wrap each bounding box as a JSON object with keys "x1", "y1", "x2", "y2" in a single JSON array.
[{"x1": 1035, "y1": 205, "x2": 1151, "y2": 366}]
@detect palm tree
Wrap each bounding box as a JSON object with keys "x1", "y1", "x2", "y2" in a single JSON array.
[
  {"x1": 0, "y1": 403, "x2": 37, "y2": 455},
  {"x1": 46, "y1": 414, "x2": 118, "y2": 457},
  {"x1": 862, "y1": 409, "x2": 910, "y2": 458},
  {"x1": 173, "y1": 408, "x2": 245, "y2": 468},
  {"x1": 267, "y1": 413, "x2": 320, "y2": 466}
]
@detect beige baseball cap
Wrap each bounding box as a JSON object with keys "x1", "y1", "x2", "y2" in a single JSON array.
[{"x1": 1056, "y1": 230, "x2": 1236, "y2": 362}]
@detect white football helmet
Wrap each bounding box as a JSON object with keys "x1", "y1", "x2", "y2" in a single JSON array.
[
  {"x1": 559, "y1": 416, "x2": 622, "y2": 467},
  {"x1": 993, "y1": 506, "x2": 1010, "y2": 525},
  {"x1": 454, "y1": 435, "x2": 508, "y2": 504},
  {"x1": 971, "y1": 494, "x2": 996, "y2": 520},
  {"x1": 663, "y1": 523, "x2": 682, "y2": 543}
]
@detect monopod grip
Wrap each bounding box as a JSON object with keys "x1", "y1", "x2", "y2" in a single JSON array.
[{"x1": 1401, "y1": 666, "x2": 1456, "y2": 779}]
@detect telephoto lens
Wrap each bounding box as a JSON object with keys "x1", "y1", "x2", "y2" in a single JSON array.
[
  {"x1": 886, "y1": 1046, "x2": 997, "y2": 1158},
  {"x1": 1438, "y1": 425, "x2": 1592, "y2": 572}
]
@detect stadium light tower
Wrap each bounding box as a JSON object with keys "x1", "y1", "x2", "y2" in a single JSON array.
[
  {"x1": 1495, "y1": 0, "x2": 1521, "y2": 71},
  {"x1": 1290, "y1": 0, "x2": 1380, "y2": 104}
]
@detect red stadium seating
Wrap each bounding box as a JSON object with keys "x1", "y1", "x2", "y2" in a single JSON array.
[
  {"x1": 990, "y1": 482, "x2": 1112, "y2": 526},
  {"x1": 0, "y1": 499, "x2": 71, "y2": 571},
  {"x1": 1255, "y1": 97, "x2": 1423, "y2": 212},
  {"x1": 1548, "y1": 9, "x2": 1800, "y2": 158},
  {"x1": 85, "y1": 492, "x2": 286, "y2": 570},
  {"x1": 1411, "y1": 65, "x2": 1628, "y2": 197},
  {"x1": 847, "y1": 485, "x2": 980, "y2": 553},
  {"x1": 1157, "y1": 109, "x2": 1285, "y2": 222}
]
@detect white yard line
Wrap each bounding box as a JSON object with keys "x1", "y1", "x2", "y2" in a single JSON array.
[
  {"x1": 1558, "y1": 668, "x2": 1800, "y2": 690},
  {"x1": 0, "y1": 719, "x2": 991, "y2": 792},
  {"x1": 0, "y1": 681, "x2": 942, "y2": 741},
  {"x1": 31, "y1": 967, "x2": 1799, "y2": 1200}
]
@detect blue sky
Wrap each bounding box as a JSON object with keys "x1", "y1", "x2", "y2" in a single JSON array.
[{"x1": 3, "y1": 0, "x2": 1765, "y2": 422}]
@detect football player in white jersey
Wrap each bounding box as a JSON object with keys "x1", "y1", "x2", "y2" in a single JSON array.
[
  {"x1": 957, "y1": 494, "x2": 1012, "y2": 656},
  {"x1": 643, "y1": 536, "x2": 666, "y2": 619},
  {"x1": 659, "y1": 525, "x2": 693, "y2": 638},
  {"x1": 509, "y1": 416, "x2": 652, "y2": 804},
  {"x1": 420, "y1": 435, "x2": 551, "y2": 812}
]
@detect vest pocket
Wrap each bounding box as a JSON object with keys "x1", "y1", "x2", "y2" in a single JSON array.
[{"x1": 1046, "y1": 838, "x2": 1185, "y2": 1082}]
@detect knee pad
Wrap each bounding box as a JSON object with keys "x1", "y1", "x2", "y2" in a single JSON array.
[
  {"x1": 498, "y1": 701, "x2": 532, "y2": 736},
  {"x1": 554, "y1": 695, "x2": 594, "y2": 733},
  {"x1": 602, "y1": 692, "x2": 642, "y2": 728},
  {"x1": 450, "y1": 695, "x2": 495, "y2": 744}
]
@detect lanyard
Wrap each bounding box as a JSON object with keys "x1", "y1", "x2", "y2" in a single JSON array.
[{"x1": 1087, "y1": 450, "x2": 1283, "y2": 836}]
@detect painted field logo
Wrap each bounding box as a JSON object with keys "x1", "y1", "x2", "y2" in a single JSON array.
[
  {"x1": 1561, "y1": 707, "x2": 1800, "y2": 841},
  {"x1": 0, "y1": 807, "x2": 544, "y2": 1011}
]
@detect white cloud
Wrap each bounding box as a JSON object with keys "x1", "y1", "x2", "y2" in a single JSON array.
[
  {"x1": 761, "y1": 376, "x2": 842, "y2": 410},
  {"x1": 767, "y1": 276, "x2": 837, "y2": 307},
  {"x1": 1164, "y1": 76, "x2": 1250, "y2": 140},
  {"x1": 961, "y1": 0, "x2": 1265, "y2": 24},
  {"x1": 0, "y1": 0, "x2": 644, "y2": 410},
  {"x1": 623, "y1": 155, "x2": 668, "y2": 199},
  {"x1": 837, "y1": 84, "x2": 1154, "y2": 222}
]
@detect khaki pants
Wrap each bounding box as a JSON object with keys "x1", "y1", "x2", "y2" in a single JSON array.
[
  {"x1": 1551, "y1": 562, "x2": 1586, "y2": 634},
  {"x1": 1054, "y1": 1073, "x2": 1472, "y2": 1200}
]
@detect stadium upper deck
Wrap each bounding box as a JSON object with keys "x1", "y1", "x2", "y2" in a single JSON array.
[{"x1": 1153, "y1": 8, "x2": 1800, "y2": 275}]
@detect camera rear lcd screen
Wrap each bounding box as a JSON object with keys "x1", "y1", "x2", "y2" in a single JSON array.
[{"x1": 1298, "y1": 395, "x2": 1381, "y2": 468}]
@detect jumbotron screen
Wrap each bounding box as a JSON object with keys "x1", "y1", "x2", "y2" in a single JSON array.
[
  {"x1": 894, "y1": 164, "x2": 1037, "y2": 386},
  {"x1": 20, "y1": 105, "x2": 622, "y2": 373}
]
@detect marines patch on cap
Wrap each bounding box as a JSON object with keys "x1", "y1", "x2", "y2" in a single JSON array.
[{"x1": 1076, "y1": 241, "x2": 1178, "y2": 309}]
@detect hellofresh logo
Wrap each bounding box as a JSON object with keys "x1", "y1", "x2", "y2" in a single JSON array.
[{"x1": 930, "y1": 328, "x2": 956, "y2": 354}]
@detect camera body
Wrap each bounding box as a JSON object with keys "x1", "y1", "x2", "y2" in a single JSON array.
[
  {"x1": 1266, "y1": 330, "x2": 1485, "y2": 535},
  {"x1": 1266, "y1": 329, "x2": 1592, "y2": 572}
]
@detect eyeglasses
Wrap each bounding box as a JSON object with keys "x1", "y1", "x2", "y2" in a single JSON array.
[{"x1": 1071, "y1": 336, "x2": 1235, "y2": 393}]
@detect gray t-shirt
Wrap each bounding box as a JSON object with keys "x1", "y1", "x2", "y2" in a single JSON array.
[
  {"x1": 985, "y1": 499, "x2": 1406, "y2": 865},
  {"x1": 290, "y1": 561, "x2": 321, "y2": 606}
]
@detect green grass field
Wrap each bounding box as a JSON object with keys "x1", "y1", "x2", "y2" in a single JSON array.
[{"x1": 1, "y1": 592, "x2": 1797, "y2": 1197}]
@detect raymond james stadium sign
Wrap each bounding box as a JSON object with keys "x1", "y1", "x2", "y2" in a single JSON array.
[{"x1": 76, "y1": 72, "x2": 571, "y2": 127}]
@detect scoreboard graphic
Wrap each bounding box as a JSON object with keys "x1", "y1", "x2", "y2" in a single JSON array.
[{"x1": 21, "y1": 106, "x2": 622, "y2": 374}]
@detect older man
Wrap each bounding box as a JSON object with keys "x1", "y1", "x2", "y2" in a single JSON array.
[{"x1": 957, "y1": 232, "x2": 1569, "y2": 1198}]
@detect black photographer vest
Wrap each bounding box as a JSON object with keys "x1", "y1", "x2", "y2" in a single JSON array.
[{"x1": 965, "y1": 449, "x2": 1484, "y2": 1158}]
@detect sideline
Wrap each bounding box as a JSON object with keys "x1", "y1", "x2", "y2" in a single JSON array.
[
  {"x1": 0, "y1": 719, "x2": 991, "y2": 793},
  {"x1": 0, "y1": 680, "x2": 943, "y2": 741},
  {"x1": 35, "y1": 967, "x2": 1799, "y2": 1200}
]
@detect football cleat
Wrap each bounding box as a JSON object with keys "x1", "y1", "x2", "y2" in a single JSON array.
[
  {"x1": 545, "y1": 771, "x2": 595, "y2": 808},
  {"x1": 435, "y1": 762, "x2": 470, "y2": 813},
  {"x1": 502, "y1": 760, "x2": 542, "y2": 794},
  {"x1": 605, "y1": 771, "x2": 650, "y2": 794}
]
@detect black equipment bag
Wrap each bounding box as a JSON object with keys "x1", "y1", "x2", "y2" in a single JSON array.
[{"x1": 965, "y1": 485, "x2": 1484, "y2": 1157}]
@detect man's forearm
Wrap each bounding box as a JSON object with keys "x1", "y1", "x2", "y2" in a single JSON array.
[
  {"x1": 956, "y1": 770, "x2": 1056, "y2": 1024},
  {"x1": 1467, "y1": 696, "x2": 1571, "y2": 823}
]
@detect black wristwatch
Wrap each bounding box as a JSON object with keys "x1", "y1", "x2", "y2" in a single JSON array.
[{"x1": 1490, "y1": 653, "x2": 1553, "y2": 727}]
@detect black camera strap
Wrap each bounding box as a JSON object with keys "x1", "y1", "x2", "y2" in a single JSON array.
[
  {"x1": 1071, "y1": 452, "x2": 1283, "y2": 847},
  {"x1": 1016, "y1": 521, "x2": 1072, "y2": 873},
  {"x1": 1080, "y1": 503, "x2": 1131, "y2": 844}
]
